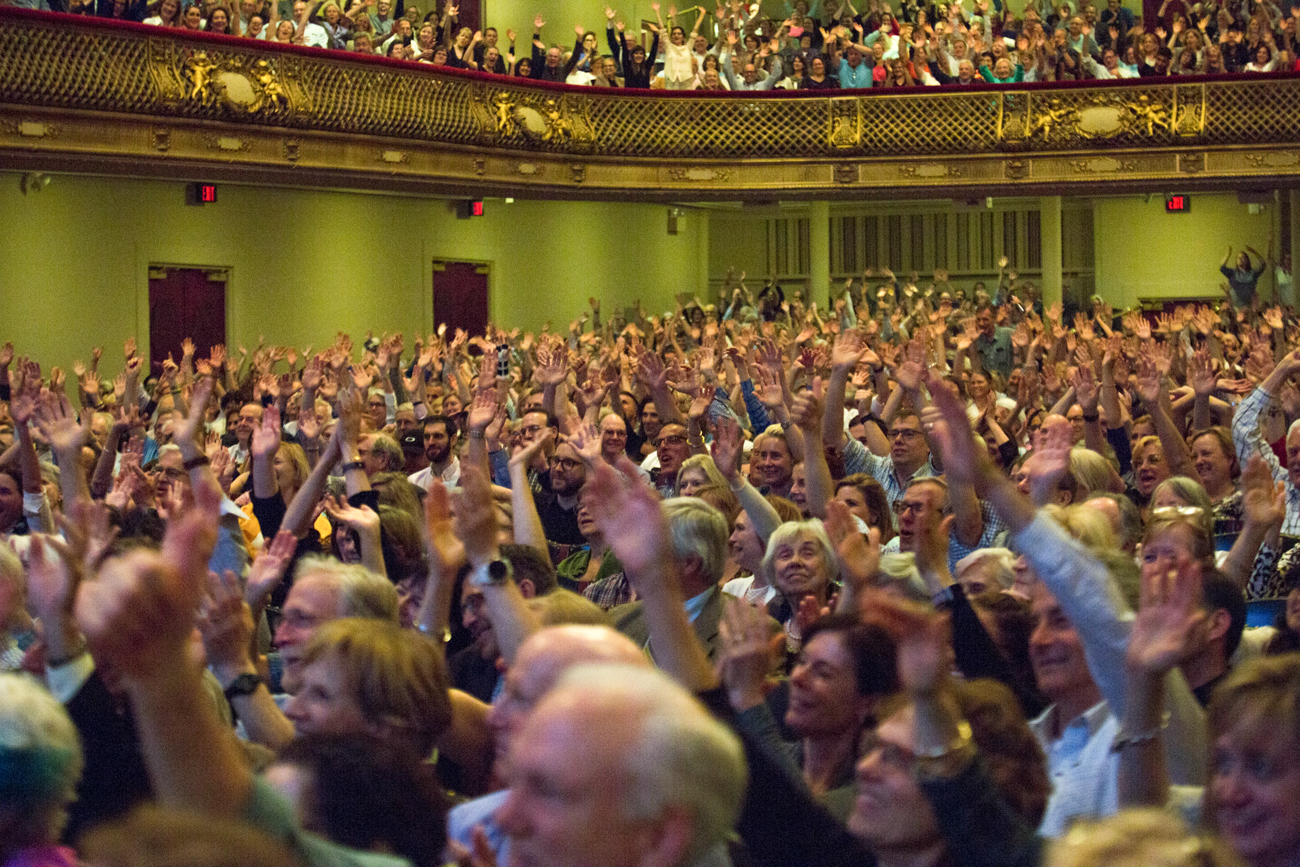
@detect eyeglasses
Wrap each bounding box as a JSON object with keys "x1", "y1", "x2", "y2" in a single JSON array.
[
  {"x1": 888, "y1": 428, "x2": 922, "y2": 441},
  {"x1": 657, "y1": 434, "x2": 688, "y2": 447},
  {"x1": 547, "y1": 457, "x2": 582, "y2": 471},
  {"x1": 893, "y1": 500, "x2": 927, "y2": 515},
  {"x1": 521, "y1": 424, "x2": 546, "y2": 436}
]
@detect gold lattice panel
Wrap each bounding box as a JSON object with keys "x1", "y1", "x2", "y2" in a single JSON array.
[{"x1": 3, "y1": 9, "x2": 1300, "y2": 162}]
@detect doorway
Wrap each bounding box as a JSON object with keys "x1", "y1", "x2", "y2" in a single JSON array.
[
  {"x1": 148, "y1": 266, "x2": 228, "y2": 372},
  {"x1": 432, "y1": 260, "x2": 490, "y2": 339}
]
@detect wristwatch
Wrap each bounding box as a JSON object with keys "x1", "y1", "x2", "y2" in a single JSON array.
[
  {"x1": 468, "y1": 557, "x2": 513, "y2": 588},
  {"x1": 223, "y1": 672, "x2": 265, "y2": 703}
]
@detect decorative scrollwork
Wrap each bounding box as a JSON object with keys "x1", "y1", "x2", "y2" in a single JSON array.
[
  {"x1": 0, "y1": 10, "x2": 1296, "y2": 168},
  {"x1": 470, "y1": 85, "x2": 594, "y2": 151},
  {"x1": 179, "y1": 50, "x2": 291, "y2": 116}
]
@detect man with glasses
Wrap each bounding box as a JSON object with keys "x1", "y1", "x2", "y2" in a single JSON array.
[
  {"x1": 650, "y1": 422, "x2": 693, "y2": 497},
  {"x1": 844, "y1": 412, "x2": 937, "y2": 519},
  {"x1": 535, "y1": 441, "x2": 587, "y2": 564}
]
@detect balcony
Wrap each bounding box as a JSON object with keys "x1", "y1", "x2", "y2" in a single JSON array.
[{"x1": 2, "y1": 7, "x2": 1300, "y2": 199}]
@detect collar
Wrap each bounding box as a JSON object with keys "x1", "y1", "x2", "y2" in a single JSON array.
[
  {"x1": 1031, "y1": 699, "x2": 1111, "y2": 742},
  {"x1": 435, "y1": 455, "x2": 461, "y2": 482},
  {"x1": 683, "y1": 586, "x2": 716, "y2": 623},
  {"x1": 219, "y1": 496, "x2": 247, "y2": 520}
]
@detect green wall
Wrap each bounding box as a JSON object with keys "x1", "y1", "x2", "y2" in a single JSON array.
[
  {"x1": 0, "y1": 173, "x2": 700, "y2": 374},
  {"x1": 1092, "y1": 193, "x2": 1277, "y2": 309}
]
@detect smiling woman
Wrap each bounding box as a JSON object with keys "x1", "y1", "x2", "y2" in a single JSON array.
[{"x1": 762, "y1": 519, "x2": 841, "y2": 643}]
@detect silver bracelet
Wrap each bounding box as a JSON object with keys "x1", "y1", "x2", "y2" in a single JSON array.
[{"x1": 1110, "y1": 711, "x2": 1170, "y2": 753}]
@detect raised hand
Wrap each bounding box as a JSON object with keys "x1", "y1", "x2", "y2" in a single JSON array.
[
  {"x1": 323, "y1": 494, "x2": 382, "y2": 537},
  {"x1": 824, "y1": 500, "x2": 880, "y2": 596},
  {"x1": 753, "y1": 363, "x2": 784, "y2": 409},
  {"x1": 336, "y1": 386, "x2": 364, "y2": 445},
  {"x1": 466, "y1": 386, "x2": 497, "y2": 434},
  {"x1": 1189, "y1": 349, "x2": 1216, "y2": 398},
  {"x1": 251, "y1": 404, "x2": 282, "y2": 459},
  {"x1": 74, "y1": 473, "x2": 219, "y2": 682},
  {"x1": 790, "y1": 382, "x2": 824, "y2": 434},
  {"x1": 585, "y1": 456, "x2": 671, "y2": 581},
  {"x1": 718, "y1": 596, "x2": 781, "y2": 710},
  {"x1": 536, "y1": 345, "x2": 569, "y2": 387},
  {"x1": 565, "y1": 422, "x2": 602, "y2": 466},
  {"x1": 197, "y1": 568, "x2": 257, "y2": 677},
  {"x1": 830, "y1": 329, "x2": 864, "y2": 371},
  {"x1": 1133, "y1": 355, "x2": 1163, "y2": 407},
  {"x1": 709, "y1": 414, "x2": 744, "y2": 481},
  {"x1": 862, "y1": 590, "x2": 950, "y2": 697},
  {"x1": 1027, "y1": 416, "x2": 1073, "y2": 503},
  {"x1": 33, "y1": 387, "x2": 89, "y2": 455},
  {"x1": 1240, "y1": 454, "x2": 1286, "y2": 529},
  {"x1": 1127, "y1": 556, "x2": 1207, "y2": 678},
  {"x1": 923, "y1": 367, "x2": 989, "y2": 490},
  {"x1": 510, "y1": 425, "x2": 554, "y2": 467},
  {"x1": 1071, "y1": 362, "x2": 1099, "y2": 413}
]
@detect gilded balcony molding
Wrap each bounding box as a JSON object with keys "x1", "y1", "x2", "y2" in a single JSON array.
[{"x1": 3, "y1": 7, "x2": 1300, "y2": 199}]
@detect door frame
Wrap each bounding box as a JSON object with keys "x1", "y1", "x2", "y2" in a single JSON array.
[
  {"x1": 137, "y1": 257, "x2": 232, "y2": 365},
  {"x1": 427, "y1": 253, "x2": 493, "y2": 337}
]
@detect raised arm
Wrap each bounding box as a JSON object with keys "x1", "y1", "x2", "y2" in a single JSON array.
[
  {"x1": 75, "y1": 482, "x2": 254, "y2": 820},
  {"x1": 791, "y1": 387, "x2": 834, "y2": 519},
  {"x1": 1133, "y1": 354, "x2": 1197, "y2": 481},
  {"x1": 454, "y1": 466, "x2": 541, "y2": 667},
  {"x1": 506, "y1": 429, "x2": 555, "y2": 563}
]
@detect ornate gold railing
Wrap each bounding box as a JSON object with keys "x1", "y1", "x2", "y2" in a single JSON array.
[{"x1": 3, "y1": 7, "x2": 1300, "y2": 196}]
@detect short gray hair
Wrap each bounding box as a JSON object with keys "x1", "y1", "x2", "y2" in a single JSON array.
[
  {"x1": 663, "y1": 497, "x2": 729, "y2": 583},
  {"x1": 366, "y1": 433, "x2": 405, "y2": 473},
  {"x1": 761, "y1": 519, "x2": 841, "y2": 589},
  {"x1": 0, "y1": 673, "x2": 84, "y2": 842},
  {"x1": 554, "y1": 664, "x2": 746, "y2": 865},
  {"x1": 292, "y1": 555, "x2": 399, "y2": 623}
]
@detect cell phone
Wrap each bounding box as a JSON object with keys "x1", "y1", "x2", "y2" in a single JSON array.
[{"x1": 496, "y1": 344, "x2": 510, "y2": 379}]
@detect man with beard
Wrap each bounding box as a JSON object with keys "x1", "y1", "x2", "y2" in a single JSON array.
[
  {"x1": 407, "y1": 415, "x2": 459, "y2": 490},
  {"x1": 534, "y1": 441, "x2": 587, "y2": 564}
]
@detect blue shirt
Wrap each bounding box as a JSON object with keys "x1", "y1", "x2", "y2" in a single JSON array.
[{"x1": 838, "y1": 58, "x2": 872, "y2": 89}]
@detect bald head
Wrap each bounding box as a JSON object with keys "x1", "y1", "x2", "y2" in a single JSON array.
[
  {"x1": 487, "y1": 625, "x2": 647, "y2": 771},
  {"x1": 500, "y1": 664, "x2": 746, "y2": 867}
]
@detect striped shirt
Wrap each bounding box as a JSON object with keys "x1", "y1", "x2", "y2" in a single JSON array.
[{"x1": 1231, "y1": 384, "x2": 1300, "y2": 537}]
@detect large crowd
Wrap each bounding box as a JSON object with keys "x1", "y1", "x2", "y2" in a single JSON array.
[
  {"x1": 3, "y1": 252, "x2": 1300, "y2": 867},
  {"x1": 7, "y1": 0, "x2": 1300, "y2": 87}
]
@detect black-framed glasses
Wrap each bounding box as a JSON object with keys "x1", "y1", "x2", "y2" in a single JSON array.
[{"x1": 888, "y1": 428, "x2": 922, "y2": 440}]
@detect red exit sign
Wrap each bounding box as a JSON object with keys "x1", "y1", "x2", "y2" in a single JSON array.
[
  {"x1": 1165, "y1": 194, "x2": 1189, "y2": 212},
  {"x1": 186, "y1": 182, "x2": 218, "y2": 206}
]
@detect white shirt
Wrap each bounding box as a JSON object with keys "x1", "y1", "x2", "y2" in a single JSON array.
[
  {"x1": 408, "y1": 455, "x2": 461, "y2": 491},
  {"x1": 300, "y1": 20, "x2": 328, "y2": 47},
  {"x1": 1031, "y1": 700, "x2": 1120, "y2": 837}
]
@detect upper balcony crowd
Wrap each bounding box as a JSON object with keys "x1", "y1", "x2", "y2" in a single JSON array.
[{"x1": 4, "y1": 0, "x2": 1297, "y2": 91}]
